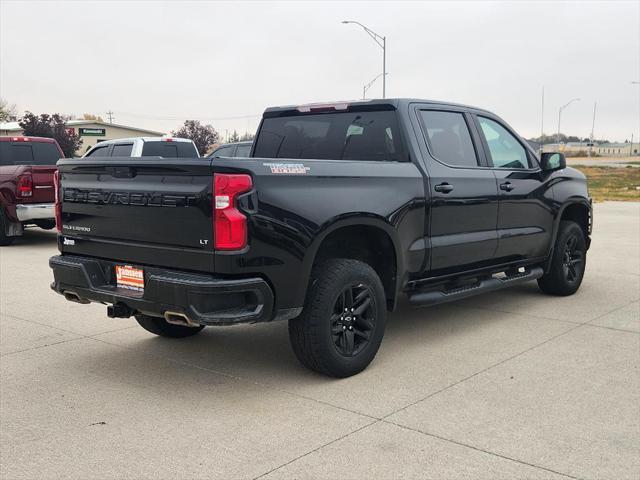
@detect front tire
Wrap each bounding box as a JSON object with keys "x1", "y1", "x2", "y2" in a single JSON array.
[
  {"x1": 288, "y1": 259, "x2": 387, "y2": 378},
  {"x1": 538, "y1": 220, "x2": 587, "y2": 296},
  {"x1": 135, "y1": 314, "x2": 205, "y2": 338}
]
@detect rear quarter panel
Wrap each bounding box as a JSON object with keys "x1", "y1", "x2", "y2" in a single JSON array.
[{"x1": 212, "y1": 158, "x2": 426, "y2": 312}]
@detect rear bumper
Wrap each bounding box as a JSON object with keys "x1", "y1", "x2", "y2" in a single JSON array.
[
  {"x1": 16, "y1": 203, "x2": 54, "y2": 222},
  {"x1": 49, "y1": 255, "x2": 274, "y2": 325}
]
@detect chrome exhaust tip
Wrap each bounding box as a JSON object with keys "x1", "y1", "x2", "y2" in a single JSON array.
[{"x1": 163, "y1": 311, "x2": 200, "y2": 327}]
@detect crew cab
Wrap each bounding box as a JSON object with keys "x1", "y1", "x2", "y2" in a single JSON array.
[
  {"x1": 83, "y1": 137, "x2": 199, "y2": 158},
  {"x1": 1, "y1": 136, "x2": 63, "y2": 245},
  {"x1": 49, "y1": 99, "x2": 592, "y2": 377}
]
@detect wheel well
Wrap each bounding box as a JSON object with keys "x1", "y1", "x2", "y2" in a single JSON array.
[
  {"x1": 313, "y1": 225, "x2": 397, "y2": 310},
  {"x1": 561, "y1": 203, "x2": 590, "y2": 238}
]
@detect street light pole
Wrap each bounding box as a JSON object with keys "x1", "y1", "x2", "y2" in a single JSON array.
[
  {"x1": 342, "y1": 20, "x2": 386, "y2": 98},
  {"x1": 362, "y1": 72, "x2": 386, "y2": 99},
  {"x1": 557, "y1": 98, "x2": 580, "y2": 147}
]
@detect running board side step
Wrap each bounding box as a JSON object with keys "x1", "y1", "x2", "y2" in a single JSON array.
[{"x1": 408, "y1": 266, "x2": 544, "y2": 306}]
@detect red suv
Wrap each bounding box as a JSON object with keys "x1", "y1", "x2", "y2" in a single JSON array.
[{"x1": 0, "y1": 136, "x2": 64, "y2": 245}]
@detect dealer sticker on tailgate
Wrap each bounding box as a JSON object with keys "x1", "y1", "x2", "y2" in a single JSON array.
[{"x1": 115, "y1": 265, "x2": 144, "y2": 292}]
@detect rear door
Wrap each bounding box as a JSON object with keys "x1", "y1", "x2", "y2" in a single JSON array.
[
  {"x1": 413, "y1": 105, "x2": 499, "y2": 274},
  {"x1": 473, "y1": 115, "x2": 553, "y2": 262}
]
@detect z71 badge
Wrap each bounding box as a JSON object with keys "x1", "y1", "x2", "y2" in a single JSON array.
[{"x1": 263, "y1": 163, "x2": 310, "y2": 175}]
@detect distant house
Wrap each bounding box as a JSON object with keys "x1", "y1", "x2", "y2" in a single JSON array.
[{"x1": 0, "y1": 120, "x2": 166, "y2": 156}]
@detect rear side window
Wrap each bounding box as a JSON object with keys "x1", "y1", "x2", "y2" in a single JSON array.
[
  {"x1": 141, "y1": 142, "x2": 178, "y2": 158},
  {"x1": 253, "y1": 110, "x2": 407, "y2": 161},
  {"x1": 235, "y1": 144, "x2": 251, "y2": 157},
  {"x1": 420, "y1": 111, "x2": 478, "y2": 167},
  {"x1": 112, "y1": 144, "x2": 133, "y2": 156},
  {"x1": 86, "y1": 145, "x2": 111, "y2": 157}
]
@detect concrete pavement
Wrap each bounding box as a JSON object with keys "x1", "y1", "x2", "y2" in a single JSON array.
[{"x1": 1, "y1": 202, "x2": 638, "y2": 479}]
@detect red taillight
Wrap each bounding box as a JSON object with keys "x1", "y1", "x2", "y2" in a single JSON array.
[
  {"x1": 54, "y1": 170, "x2": 62, "y2": 232},
  {"x1": 213, "y1": 174, "x2": 252, "y2": 250},
  {"x1": 16, "y1": 174, "x2": 33, "y2": 198}
]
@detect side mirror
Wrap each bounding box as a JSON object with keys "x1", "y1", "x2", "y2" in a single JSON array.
[{"x1": 541, "y1": 152, "x2": 566, "y2": 171}]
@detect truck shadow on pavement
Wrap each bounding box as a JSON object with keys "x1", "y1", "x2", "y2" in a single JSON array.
[{"x1": 81, "y1": 284, "x2": 552, "y2": 391}]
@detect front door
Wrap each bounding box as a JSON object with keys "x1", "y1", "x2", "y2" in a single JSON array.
[
  {"x1": 414, "y1": 107, "x2": 499, "y2": 275},
  {"x1": 474, "y1": 115, "x2": 554, "y2": 263}
]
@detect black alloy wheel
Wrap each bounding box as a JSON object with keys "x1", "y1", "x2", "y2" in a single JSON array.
[{"x1": 331, "y1": 283, "x2": 376, "y2": 357}]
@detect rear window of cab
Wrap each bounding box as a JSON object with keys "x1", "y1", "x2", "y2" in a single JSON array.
[{"x1": 253, "y1": 110, "x2": 407, "y2": 161}]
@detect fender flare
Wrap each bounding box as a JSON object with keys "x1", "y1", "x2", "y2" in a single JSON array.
[
  {"x1": 545, "y1": 198, "x2": 592, "y2": 272},
  {"x1": 299, "y1": 214, "x2": 404, "y2": 306}
]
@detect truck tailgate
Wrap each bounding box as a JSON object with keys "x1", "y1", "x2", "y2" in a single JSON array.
[{"x1": 57, "y1": 158, "x2": 216, "y2": 272}]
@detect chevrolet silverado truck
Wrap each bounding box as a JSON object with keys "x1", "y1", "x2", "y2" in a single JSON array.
[
  {"x1": 1, "y1": 136, "x2": 64, "y2": 245},
  {"x1": 49, "y1": 99, "x2": 592, "y2": 377}
]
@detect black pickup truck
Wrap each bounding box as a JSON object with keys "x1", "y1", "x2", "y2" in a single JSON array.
[{"x1": 49, "y1": 99, "x2": 591, "y2": 377}]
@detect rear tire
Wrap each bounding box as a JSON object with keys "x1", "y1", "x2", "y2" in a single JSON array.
[
  {"x1": 135, "y1": 314, "x2": 205, "y2": 338},
  {"x1": 35, "y1": 220, "x2": 56, "y2": 230},
  {"x1": 538, "y1": 220, "x2": 587, "y2": 296},
  {"x1": 288, "y1": 258, "x2": 386, "y2": 378},
  {"x1": 0, "y1": 209, "x2": 15, "y2": 246}
]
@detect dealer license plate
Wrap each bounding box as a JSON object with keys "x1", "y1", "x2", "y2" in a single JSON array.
[{"x1": 115, "y1": 265, "x2": 144, "y2": 292}]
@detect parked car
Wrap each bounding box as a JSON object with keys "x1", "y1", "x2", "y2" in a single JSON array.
[
  {"x1": 0, "y1": 136, "x2": 64, "y2": 245},
  {"x1": 83, "y1": 137, "x2": 199, "y2": 158},
  {"x1": 209, "y1": 141, "x2": 252, "y2": 158},
  {"x1": 49, "y1": 99, "x2": 592, "y2": 377}
]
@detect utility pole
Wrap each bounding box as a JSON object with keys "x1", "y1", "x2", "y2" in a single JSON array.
[
  {"x1": 106, "y1": 111, "x2": 114, "y2": 124},
  {"x1": 589, "y1": 102, "x2": 597, "y2": 158}
]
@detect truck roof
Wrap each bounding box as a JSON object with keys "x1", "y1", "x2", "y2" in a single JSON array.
[
  {"x1": 0, "y1": 136, "x2": 60, "y2": 143},
  {"x1": 91, "y1": 137, "x2": 195, "y2": 145},
  {"x1": 263, "y1": 98, "x2": 493, "y2": 117}
]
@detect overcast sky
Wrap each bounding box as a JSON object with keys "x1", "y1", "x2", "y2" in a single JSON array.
[{"x1": 1, "y1": 0, "x2": 639, "y2": 141}]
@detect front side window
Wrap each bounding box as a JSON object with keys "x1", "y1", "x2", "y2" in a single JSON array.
[
  {"x1": 253, "y1": 110, "x2": 407, "y2": 161},
  {"x1": 478, "y1": 117, "x2": 530, "y2": 169},
  {"x1": 419, "y1": 110, "x2": 478, "y2": 167}
]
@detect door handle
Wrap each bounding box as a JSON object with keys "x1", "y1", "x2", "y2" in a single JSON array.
[
  {"x1": 500, "y1": 182, "x2": 515, "y2": 192},
  {"x1": 434, "y1": 183, "x2": 454, "y2": 193}
]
